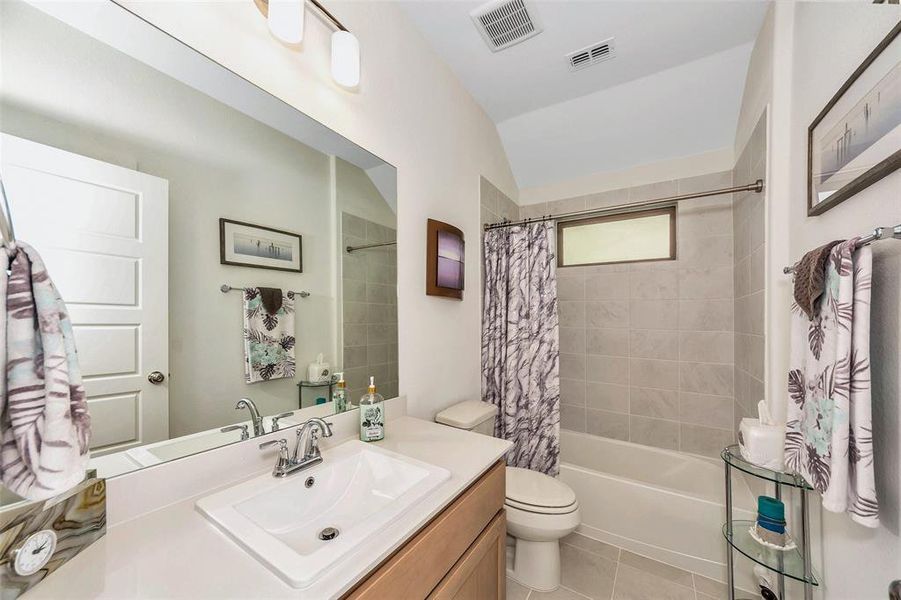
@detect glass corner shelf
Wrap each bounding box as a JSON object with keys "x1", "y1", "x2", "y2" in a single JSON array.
[
  {"x1": 723, "y1": 521, "x2": 819, "y2": 586},
  {"x1": 721, "y1": 444, "x2": 813, "y2": 490},
  {"x1": 297, "y1": 376, "x2": 339, "y2": 388}
]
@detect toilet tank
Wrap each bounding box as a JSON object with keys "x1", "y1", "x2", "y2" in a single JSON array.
[{"x1": 435, "y1": 400, "x2": 498, "y2": 436}]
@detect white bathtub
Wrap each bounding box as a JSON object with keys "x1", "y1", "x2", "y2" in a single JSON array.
[{"x1": 559, "y1": 430, "x2": 757, "y2": 586}]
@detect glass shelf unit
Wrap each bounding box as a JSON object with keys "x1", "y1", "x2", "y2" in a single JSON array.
[
  {"x1": 722, "y1": 445, "x2": 816, "y2": 600},
  {"x1": 723, "y1": 521, "x2": 818, "y2": 585},
  {"x1": 721, "y1": 445, "x2": 813, "y2": 490}
]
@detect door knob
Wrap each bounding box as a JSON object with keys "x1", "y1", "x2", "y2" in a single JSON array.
[{"x1": 147, "y1": 371, "x2": 166, "y2": 384}]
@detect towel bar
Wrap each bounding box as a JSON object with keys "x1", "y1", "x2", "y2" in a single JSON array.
[
  {"x1": 220, "y1": 284, "x2": 310, "y2": 298},
  {"x1": 783, "y1": 224, "x2": 901, "y2": 274}
]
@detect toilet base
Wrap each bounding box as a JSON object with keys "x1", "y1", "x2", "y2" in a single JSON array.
[{"x1": 507, "y1": 538, "x2": 561, "y2": 592}]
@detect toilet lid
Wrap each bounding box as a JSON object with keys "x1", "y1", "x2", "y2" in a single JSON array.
[{"x1": 505, "y1": 467, "x2": 576, "y2": 509}]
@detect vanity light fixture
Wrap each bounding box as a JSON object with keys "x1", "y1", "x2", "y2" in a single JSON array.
[{"x1": 254, "y1": 0, "x2": 360, "y2": 89}]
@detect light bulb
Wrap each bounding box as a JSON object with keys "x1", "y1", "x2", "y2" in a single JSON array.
[
  {"x1": 268, "y1": 0, "x2": 304, "y2": 44},
  {"x1": 331, "y1": 30, "x2": 360, "y2": 88}
]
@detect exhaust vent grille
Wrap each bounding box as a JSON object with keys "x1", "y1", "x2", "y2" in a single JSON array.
[
  {"x1": 471, "y1": 0, "x2": 542, "y2": 52},
  {"x1": 567, "y1": 38, "x2": 616, "y2": 72}
]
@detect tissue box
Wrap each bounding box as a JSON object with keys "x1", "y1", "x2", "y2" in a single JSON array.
[{"x1": 738, "y1": 418, "x2": 785, "y2": 471}]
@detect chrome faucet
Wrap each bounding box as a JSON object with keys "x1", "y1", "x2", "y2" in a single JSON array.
[
  {"x1": 235, "y1": 398, "x2": 265, "y2": 436},
  {"x1": 258, "y1": 418, "x2": 333, "y2": 478}
]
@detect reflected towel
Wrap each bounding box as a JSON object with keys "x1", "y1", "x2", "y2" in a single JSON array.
[
  {"x1": 243, "y1": 287, "x2": 296, "y2": 383},
  {"x1": 1, "y1": 242, "x2": 91, "y2": 500}
]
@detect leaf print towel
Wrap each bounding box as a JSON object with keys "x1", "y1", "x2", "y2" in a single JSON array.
[
  {"x1": 785, "y1": 239, "x2": 878, "y2": 528},
  {"x1": 243, "y1": 288, "x2": 296, "y2": 383}
]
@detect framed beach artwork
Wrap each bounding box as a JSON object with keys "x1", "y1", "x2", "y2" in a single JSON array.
[
  {"x1": 426, "y1": 218, "x2": 464, "y2": 299},
  {"x1": 808, "y1": 21, "x2": 901, "y2": 216},
  {"x1": 219, "y1": 218, "x2": 303, "y2": 272}
]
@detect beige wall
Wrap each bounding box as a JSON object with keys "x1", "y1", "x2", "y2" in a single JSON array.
[
  {"x1": 732, "y1": 113, "x2": 767, "y2": 437},
  {"x1": 536, "y1": 168, "x2": 740, "y2": 458},
  {"x1": 121, "y1": 0, "x2": 519, "y2": 422},
  {"x1": 0, "y1": 1, "x2": 335, "y2": 437},
  {"x1": 783, "y1": 5, "x2": 900, "y2": 599}
]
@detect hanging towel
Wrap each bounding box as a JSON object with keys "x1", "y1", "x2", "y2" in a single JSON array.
[
  {"x1": 785, "y1": 239, "x2": 878, "y2": 527},
  {"x1": 1, "y1": 243, "x2": 91, "y2": 500},
  {"x1": 481, "y1": 222, "x2": 560, "y2": 476},
  {"x1": 243, "y1": 287, "x2": 296, "y2": 383},
  {"x1": 792, "y1": 239, "x2": 843, "y2": 320}
]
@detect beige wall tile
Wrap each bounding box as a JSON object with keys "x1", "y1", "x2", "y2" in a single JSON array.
[
  {"x1": 630, "y1": 387, "x2": 679, "y2": 419},
  {"x1": 586, "y1": 188, "x2": 629, "y2": 209},
  {"x1": 479, "y1": 176, "x2": 498, "y2": 214},
  {"x1": 679, "y1": 300, "x2": 733, "y2": 331},
  {"x1": 629, "y1": 179, "x2": 677, "y2": 202},
  {"x1": 679, "y1": 392, "x2": 733, "y2": 429},
  {"x1": 676, "y1": 170, "x2": 732, "y2": 195},
  {"x1": 559, "y1": 301, "x2": 587, "y2": 327},
  {"x1": 630, "y1": 416, "x2": 679, "y2": 450},
  {"x1": 560, "y1": 327, "x2": 586, "y2": 354},
  {"x1": 587, "y1": 328, "x2": 630, "y2": 357},
  {"x1": 630, "y1": 330, "x2": 679, "y2": 360},
  {"x1": 630, "y1": 300, "x2": 678, "y2": 330},
  {"x1": 587, "y1": 382, "x2": 629, "y2": 413},
  {"x1": 547, "y1": 196, "x2": 587, "y2": 216},
  {"x1": 747, "y1": 243, "x2": 765, "y2": 294},
  {"x1": 679, "y1": 266, "x2": 734, "y2": 299},
  {"x1": 680, "y1": 234, "x2": 733, "y2": 268},
  {"x1": 561, "y1": 405, "x2": 586, "y2": 433},
  {"x1": 679, "y1": 331, "x2": 734, "y2": 363},
  {"x1": 630, "y1": 358, "x2": 679, "y2": 390},
  {"x1": 680, "y1": 362, "x2": 734, "y2": 395},
  {"x1": 586, "y1": 300, "x2": 630, "y2": 328},
  {"x1": 560, "y1": 353, "x2": 587, "y2": 380},
  {"x1": 629, "y1": 270, "x2": 679, "y2": 299},
  {"x1": 587, "y1": 355, "x2": 629, "y2": 385},
  {"x1": 560, "y1": 378, "x2": 587, "y2": 407},
  {"x1": 680, "y1": 423, "x2": 733, "y2": 457},
  {"x1": 558, "y1": 276, "x2": 586, "y2": 300},
  {"x1": 587, "y1": 409, "x2": 630, "y2": 441},
  {"x1": 520, "y1": 202, "x2": 547, "y2": 220},
  {"x1": 585, "y1": 272, "x2": 630, "y2": 299}
]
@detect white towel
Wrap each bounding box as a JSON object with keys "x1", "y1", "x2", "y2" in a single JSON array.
[
  {"x1": 242, "y1": 287, "x2": 296, "y2": 383},
  {"x1": 785, "y1": 240, "x2": 878, "y2": 527},
  {"x1": 1, "y1": 242, "x2": 91, "y2": 500}
]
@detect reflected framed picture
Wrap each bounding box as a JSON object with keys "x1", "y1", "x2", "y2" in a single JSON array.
[
  {"x1": 808, "y1": 21, "x2": 901, "y2": 216},
  {"x1": 426, "y1": 218, "x2": 464, "y2": 299},
  {"x1": 219, "y1": 218, "x2": 303, "y2": 272}
]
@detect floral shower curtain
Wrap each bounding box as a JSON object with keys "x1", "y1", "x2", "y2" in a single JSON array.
[
  {"x1": 785, "y1": 239, "x2": 879, "y2": 528},
  {"x1": 481, "y1": 222, "x2": 560, "y2": 476}
]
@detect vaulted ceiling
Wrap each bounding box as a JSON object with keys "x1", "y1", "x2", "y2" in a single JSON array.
[{"x1": 397, "y1": 1, "x2": 769, "y2": 191}]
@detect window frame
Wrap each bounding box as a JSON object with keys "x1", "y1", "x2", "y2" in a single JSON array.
[{"x1": 556, "y1": 205, "x2": 677, "y2": 268}]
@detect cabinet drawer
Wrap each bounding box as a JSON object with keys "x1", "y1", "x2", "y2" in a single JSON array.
[
  {"x1": 346, "y1": 460, "x2": 505, "y2": 599},
  {"x1": 428, "y1": 510, "x2": 506, "y2": 600}
]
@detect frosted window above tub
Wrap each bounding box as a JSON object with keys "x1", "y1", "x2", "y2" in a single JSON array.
[{"x1": 556, "y1": 207, "x2": 676, "y2": 267}]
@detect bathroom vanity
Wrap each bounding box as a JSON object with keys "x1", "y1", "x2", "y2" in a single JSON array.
[{"x1": 22, "y1": 404, "x2": 512, "y2": 599}]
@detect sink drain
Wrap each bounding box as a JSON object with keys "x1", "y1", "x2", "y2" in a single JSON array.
[{"x1": 318, "y1": 527, "x2": 339, "y2": 541}]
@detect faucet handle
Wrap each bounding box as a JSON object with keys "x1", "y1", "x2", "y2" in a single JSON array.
[
  {"x1": 259, "y1": 438, "x2": 288, "y2": 452},
  {"x1": 272, "y1": 412, "x2": 294, "y2": 431},
  {"x1": 221, "y1": 424, "x2": 249, "y2": 441}
]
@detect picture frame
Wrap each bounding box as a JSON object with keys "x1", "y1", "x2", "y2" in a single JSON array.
[
  {"x1": 807, "y1": 21, "x2": 901, "y2": 216},
  {"x1": 219, "y1": 218, "x2": 303, "y2": 273},
  {"x1": 426, "y1": 218, "x2": 464, "y2": 299}
]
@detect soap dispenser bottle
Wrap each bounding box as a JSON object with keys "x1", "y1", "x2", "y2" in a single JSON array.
[{"x1": 359, "y1": 377, "x2": 385, "y2": 442}]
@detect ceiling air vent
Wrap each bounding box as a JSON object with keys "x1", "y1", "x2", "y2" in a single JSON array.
[
  {"x1": 567, "y1": 37, "x2": 616, "y2": 72},
  {"x1": 471, "y1": 0, "x2": 542, "y2": 53}
]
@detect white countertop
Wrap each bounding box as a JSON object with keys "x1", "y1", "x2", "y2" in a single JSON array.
[{"x1": 26, "y1": 417, "x2": 512, "y2": 599}]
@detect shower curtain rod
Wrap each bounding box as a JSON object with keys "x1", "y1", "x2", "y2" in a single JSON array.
[
  {"x1": 346, "y1": 241, "x2": 397, "y2": 253},
  {"x1": 782, "y1": 224, "x2": 901, "y2": 274},
  {"x1": 483, "y1": 179, "x2": 764, "y2": 231}
]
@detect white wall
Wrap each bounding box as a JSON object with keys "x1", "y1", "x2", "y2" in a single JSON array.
[
  {"x1": 0, "y1": 0, "x2": 336, "y2": 436},
  {"x1": 119, "y1": 0, "x2": 518, "y2": 421},
  {"x1": 738, "y1": 3, "x2": 901, "y2": 598}
]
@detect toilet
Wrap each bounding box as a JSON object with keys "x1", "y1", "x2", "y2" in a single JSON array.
[{"x1": 435, "y1": 400, "x2": 581, "y2": 592}]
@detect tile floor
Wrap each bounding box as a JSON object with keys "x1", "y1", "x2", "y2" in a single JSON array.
[{"x1": 506, "y1": 533, "x2": 736, "y2": 600}]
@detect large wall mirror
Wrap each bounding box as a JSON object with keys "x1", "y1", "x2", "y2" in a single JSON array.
[{"x1": 0, "y1": 0, "x2": 397, "y2": 504}]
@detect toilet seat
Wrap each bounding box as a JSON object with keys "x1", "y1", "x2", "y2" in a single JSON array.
[{"x1": 504, "y1": 467, "x2": 578, "y2": 514}]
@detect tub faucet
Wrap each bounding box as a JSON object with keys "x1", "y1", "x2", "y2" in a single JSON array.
[{"x1": 235, "y1": 398, "x2": 265, "y2": 436}]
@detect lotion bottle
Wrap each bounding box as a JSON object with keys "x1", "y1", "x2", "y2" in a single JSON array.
[{"x1": 359, "y1": 377, "x2": 385, "y2": 442}]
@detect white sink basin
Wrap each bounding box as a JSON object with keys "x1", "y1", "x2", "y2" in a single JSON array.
[{"x1": 196, "y1": 439, "x2": 451, "y2": 588}]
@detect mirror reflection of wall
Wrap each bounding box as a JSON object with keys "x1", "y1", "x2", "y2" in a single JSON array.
[{"x1": 0, "y1": 0, "x2": 397, "y2": 490}]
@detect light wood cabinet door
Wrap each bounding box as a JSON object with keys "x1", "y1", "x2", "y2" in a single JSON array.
[{"x1": 428, "y1": 510, "x2": 506, "y2": 600}]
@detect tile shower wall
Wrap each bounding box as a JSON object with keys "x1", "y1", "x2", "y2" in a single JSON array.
[
  {"x1": 732, "y1": 114, "x2": 767, "y2": 435},
  {"x1": 480, "y1": 175, "x2": 519, "y2": 226},
  {"x1": 527, "y1": 172, "x2": 737, "y2": 457},
  {"x1": 341, "y1": 212, "x2": 399, "y2": 401}
]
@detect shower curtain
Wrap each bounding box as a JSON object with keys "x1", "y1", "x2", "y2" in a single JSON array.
[{"x1": 481, "y1": 222, "x2": 560, "y2": 476}]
